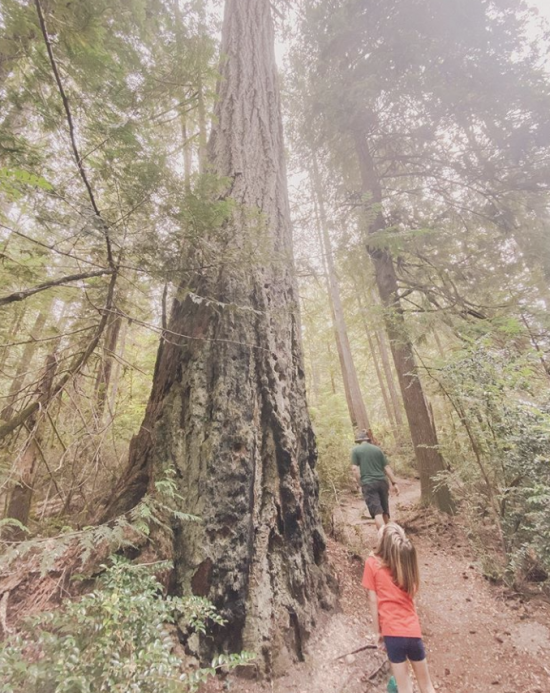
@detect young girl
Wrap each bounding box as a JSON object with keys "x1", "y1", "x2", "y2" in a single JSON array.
[{"x1": 362, "y1": 523, "x2": 436, "y2": 693}]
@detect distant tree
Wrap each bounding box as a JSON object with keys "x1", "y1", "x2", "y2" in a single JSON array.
[{"x1": 292, "y1": 0, "x2": 550, "y2": 511}]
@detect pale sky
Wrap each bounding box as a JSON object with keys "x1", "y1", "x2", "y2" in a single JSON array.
[{"x1": 531, "y1": 0, "x2": 550, "y2": 23}]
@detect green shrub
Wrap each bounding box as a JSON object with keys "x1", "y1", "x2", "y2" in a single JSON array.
[
  {"x1": 435, "y1": 345, "x2": 550, "y2": 585},
  {"x1": 310, "y1": 393, "x2": 354, "y2": 528},
  {"x1": 0, "y1": 558, "x2": 253, "y2": 693}
]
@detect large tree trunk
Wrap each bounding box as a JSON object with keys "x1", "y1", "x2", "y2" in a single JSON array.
[
  {"x1": 354, "y1": 130, "x2": 453, "y2": 512},
  {"x1": 311, "y1": 157, "x2": 370, "y2": 433},
  {"x1": 101, "y1": 0, "x2": 334, "y2": 673}
]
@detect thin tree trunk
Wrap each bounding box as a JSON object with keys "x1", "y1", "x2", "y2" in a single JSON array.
[
  {"x1": 307, "y1": 337, "x2": 321, "y2": 406},
  {"x1": 4, "y1": 350, "x2": 59, "y2": 537},
  {"x1": 197, "y1": 75, "x2": 208, "y2": 173},
  {"x1": 369, "y1": 290, "x2": 405, "y2": 430},
  {"x1": 101, "y1": 0, "x2": 334, "y2": 672},
  {"x1": 107, "y1": 315, "x2": 129, "y2": 415},
  {"x1": 1, "y1": 308, "x2": 49, "y2": 421},
  {"x1": 181, "y1": 114, "x2": 193, "y2": 188},
  {"x1": 352, "y1": 284, "x2": 396, "y2": 433},
  {"x1": 94, "y1": 309, "x2": 123, "y2": 417},
  {"x1": 173, "y1": 0, "x2": 194, "y2": 188},
  {"x1": 432, "y1": 328, "x2": 447, "y2": 360},
  {"x1": 0, "y1": 304, "x2": 27, "y2": 373},
  {"x1": 327, "y1": 341, "x2": 337, "y2": 394},
  {"x1": 310, "y1": 157, "x2": 370, "y2": 433},
  {"x1": 353, "y1": 130, "x2": 453, "y2": 512}
]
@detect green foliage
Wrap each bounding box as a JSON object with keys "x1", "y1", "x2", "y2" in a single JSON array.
[
  {"x1": 310, "y1": 392, "x2": 354, "y2": 527},
  {"x1": 0, "y1": 168, "x2": 53, "y2": 201},
  {"x1": 0, "y1": 469, "x2": 199, "y2": 575},
  {"x1": 436, "y1": 345, "x2": 550, "y2": 585},
  {"x1": 0, "y1": 558, "x2": 254, "y2": 693}
]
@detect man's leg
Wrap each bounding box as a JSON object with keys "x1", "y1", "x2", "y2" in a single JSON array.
[
  {"x1": 363, "y1": 483, "x2": 385, "y2": 528},
  {"x1": 380, "y1": 480, "x2": 391, "y2": 526}
]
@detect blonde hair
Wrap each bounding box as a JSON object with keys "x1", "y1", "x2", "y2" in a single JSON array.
[{"x1": 375, "y1": 523, "x2": 419, "y2": 597}]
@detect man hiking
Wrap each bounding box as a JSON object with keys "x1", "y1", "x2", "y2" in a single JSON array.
[{"x1": 351, "y1": 430, "x2": 399, "y2": 529}]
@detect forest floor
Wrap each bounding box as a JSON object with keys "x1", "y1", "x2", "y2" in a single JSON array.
[{"x1": 201, "y1": 478, "x2": 550, "y2": 693}]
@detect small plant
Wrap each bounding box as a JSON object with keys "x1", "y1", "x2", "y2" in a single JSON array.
[{"x1": 0, "y1": 558, "x2": 254, "y2": 693}]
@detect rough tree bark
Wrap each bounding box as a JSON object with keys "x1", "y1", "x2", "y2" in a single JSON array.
[
  {"x1": 101, "y1": 0, "x2": 335, "y2": 673},
  {"x1": 311, "y1": 157, "x2": 370, "y2": 433},
  {"x1": 354, "y1": 130, "x2": 453, "y2": 512}
]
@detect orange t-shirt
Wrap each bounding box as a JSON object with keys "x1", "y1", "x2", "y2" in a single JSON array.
[{"x1": 362, "y1": 554, "x2": 421, "y2": 637}]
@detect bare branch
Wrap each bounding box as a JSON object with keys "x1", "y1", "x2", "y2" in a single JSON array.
[
  {"x1": 0, "y1": 223, "x2": 106, "y2": 269},
  {"x1": 0, "y1": 272, "x2": 118, "y2": 441},
  {"x1": 34, "y1": 0, "x2": 115, "y2": 269},
  {"x1": 0, "y1": 269, "x2": 114, "y2": 307}
]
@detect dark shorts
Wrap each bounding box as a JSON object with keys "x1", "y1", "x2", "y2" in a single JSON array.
[
  {"x1": 361, "y1": 479, "x2": 390, "y2": 518},
  {"x1": 384, "y1": 636, "x2": 426, "y2": 664}
]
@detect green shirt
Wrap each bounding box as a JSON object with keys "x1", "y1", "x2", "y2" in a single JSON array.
[{"x1": 351, "y1": 442, "x2": 388, "y2": 485}]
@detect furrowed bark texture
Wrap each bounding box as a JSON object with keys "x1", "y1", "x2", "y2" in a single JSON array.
[
  {"x1": 354, "y1": 131, "x2": 453, "y2": 513},
  {"x1": 102, "y1": 0, "x2": 335, "y2": 674}
]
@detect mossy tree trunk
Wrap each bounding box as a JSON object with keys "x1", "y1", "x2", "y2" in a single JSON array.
[{"x1": 101, "y1": 0, "x2": 334, "y2": 674}]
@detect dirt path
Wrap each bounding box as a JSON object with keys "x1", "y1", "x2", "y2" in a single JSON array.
[{"x1": 203, "y1": 479, "x2": 550, "y2": 693}]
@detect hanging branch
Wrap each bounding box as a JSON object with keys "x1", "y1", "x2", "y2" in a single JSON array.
[
  {"x1": 33, "y1": 0, "x2": 115, "y2": 270},
  {"x1": 0, "y1": 272, "x2": 118, "y2": 441},
  {"x1": 0, "y1": 269, "x2": 115, "y2": 307}
]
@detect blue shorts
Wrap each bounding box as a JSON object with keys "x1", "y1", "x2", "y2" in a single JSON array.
[{"x1": 384, "y1": 636, "x2": 426, "y2": 664}]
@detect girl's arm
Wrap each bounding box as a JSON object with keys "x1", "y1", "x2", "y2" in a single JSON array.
[{"x1": 367, "y1": 589, "x2": 384, "y2": 646}]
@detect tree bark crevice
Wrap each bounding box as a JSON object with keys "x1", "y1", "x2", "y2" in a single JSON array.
[{"x1": 101, "y1": 0, "x2": 335, "y2": 673}]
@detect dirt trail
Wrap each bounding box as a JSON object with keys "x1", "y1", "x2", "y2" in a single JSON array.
[{"x1": 204, "y1": 479, "x2": 550, "y2": 693}]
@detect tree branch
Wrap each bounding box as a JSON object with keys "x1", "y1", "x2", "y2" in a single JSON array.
[
  {"x1": 34, "y1": 0, "x2": 115, "y2": 269},
  {"x1": 0, "y1": 269, "x2": 114, "y2": 307},
  {"x1": 0, "y1": 272, "x2": 118, "y2": 441}
]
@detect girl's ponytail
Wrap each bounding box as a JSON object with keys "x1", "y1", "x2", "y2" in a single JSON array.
[{"x1": 375, "y1": 523, "x2": 420, "y2": 596}]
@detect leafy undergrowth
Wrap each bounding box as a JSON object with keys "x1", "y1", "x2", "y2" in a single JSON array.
[{"x1": 0, "y1": 558, "x2": 254, "y2": 693}]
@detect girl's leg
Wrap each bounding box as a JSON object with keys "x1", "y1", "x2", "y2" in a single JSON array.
[
  {"x1": 410, "y1": 658, "x2": 436, "y2": 693},
  {"x1": 389, "y1": 661, "x2": 414, "y2": 693}
]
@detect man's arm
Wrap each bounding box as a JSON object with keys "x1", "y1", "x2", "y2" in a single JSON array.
[
  {"x1": 351, "y1": 463, "x2": 361, "y2": 490},
  {"x1": 384, "y1": 464, "x2": 400, "y2": 495},
  {"x1": 351, "y1": 449, "x2": 361, "y2": 490}
]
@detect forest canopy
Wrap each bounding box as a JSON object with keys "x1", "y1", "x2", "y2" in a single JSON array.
[{"x1": 1, "y1": 0, "x2": 550, "y2": 689}]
